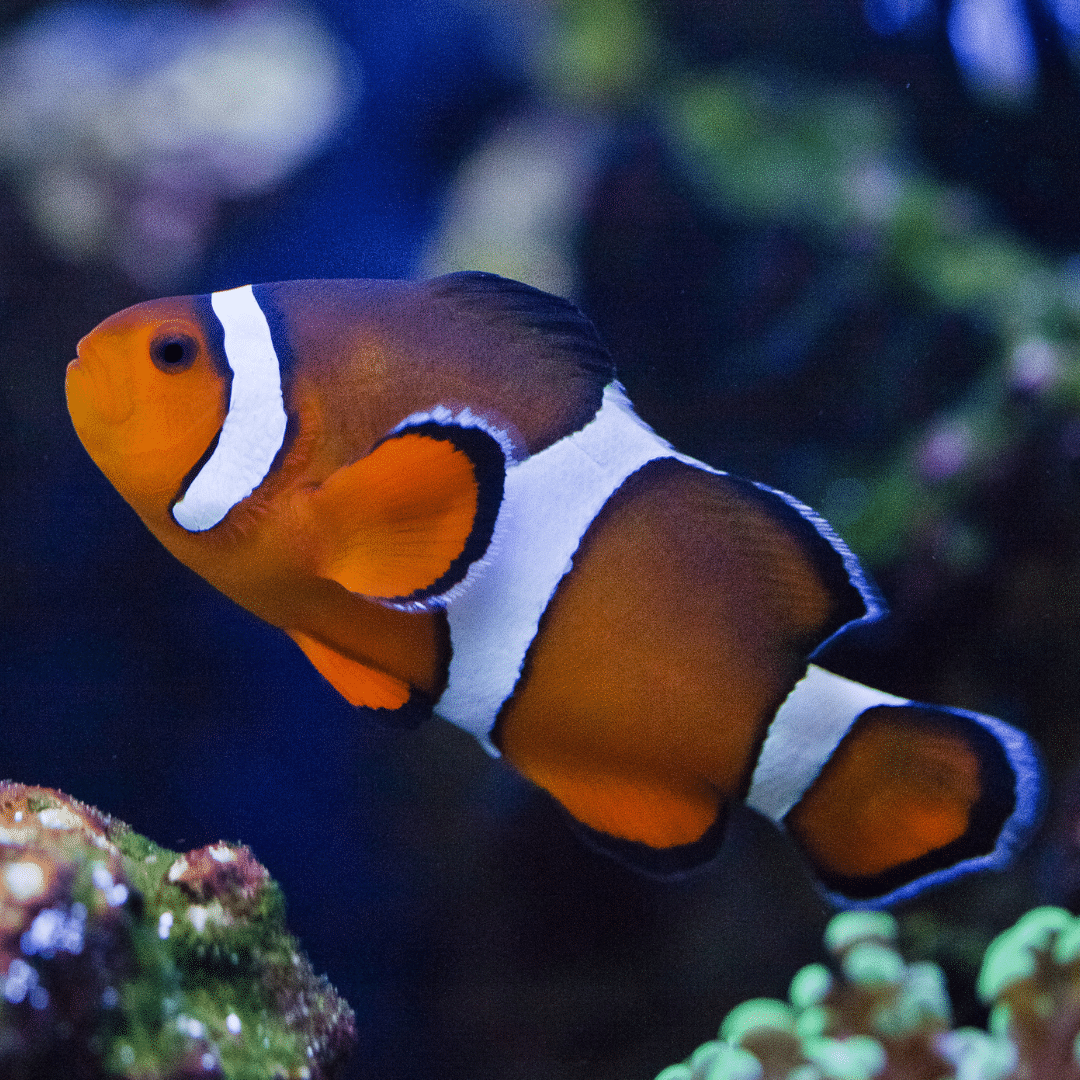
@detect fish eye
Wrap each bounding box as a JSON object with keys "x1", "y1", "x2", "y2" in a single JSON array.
[{"x1": 150, "y1": 332, "x2": 199, "y2": 373}]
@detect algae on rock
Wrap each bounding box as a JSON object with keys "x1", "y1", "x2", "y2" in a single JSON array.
[{"x1": 0, "y1": 782, "x2": 356, "y2": 1079}]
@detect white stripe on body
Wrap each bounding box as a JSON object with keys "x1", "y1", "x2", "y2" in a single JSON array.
[
  {"x1": 172, "y1": 285, "x2": 288, "y2": 532},
  {"x1": 436, "y1": 383, "x2": 680, "y2": 753},
  {"x1": 435, "y1": 382, "x2": 882, "y2": 773},
  {"x1": 745, "y1": 663, "x2": 908, "y2": 822}
]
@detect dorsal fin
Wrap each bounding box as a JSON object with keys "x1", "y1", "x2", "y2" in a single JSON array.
[{"x1": 425, "y1": 272, "x2": 615, "y2": 382}]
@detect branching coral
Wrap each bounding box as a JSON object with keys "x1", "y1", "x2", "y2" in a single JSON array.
[
  {"x1": 0, "y1": 782, "x2": 355, "y2": 1080},
  {"x1": 656, "y1": 905, "x2": 1080, "y2": 1080}
]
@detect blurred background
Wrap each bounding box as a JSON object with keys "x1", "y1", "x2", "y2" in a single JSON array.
[{"x1": 3, "y1": 0, "x2": 1080, "y2": 1076}]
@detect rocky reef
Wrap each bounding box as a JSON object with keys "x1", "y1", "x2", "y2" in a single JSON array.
[{"x1": 0, "y1": 781, "x2": 355, "y2": 1079}]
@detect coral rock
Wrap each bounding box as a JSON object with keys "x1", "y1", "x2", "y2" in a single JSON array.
[{"x1": 0, "y1": 782, "x2": 356, "y2": 1080}]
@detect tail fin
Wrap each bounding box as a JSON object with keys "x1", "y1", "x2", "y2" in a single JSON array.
[{"x1": 750, "y1": 665, "x2": 1043, "y2": 906}]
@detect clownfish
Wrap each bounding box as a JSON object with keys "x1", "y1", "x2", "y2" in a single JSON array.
[{"x1": 66, "y1": 272, "x2": 1042, "y2": 905}]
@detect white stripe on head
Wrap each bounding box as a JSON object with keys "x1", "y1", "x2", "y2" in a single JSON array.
[
  {"x1": 744, "y1": 664, "x2": 908, "y2": 822},
  {"x1": 172, "y1": 285, "x2": 288, "y2": 532}
]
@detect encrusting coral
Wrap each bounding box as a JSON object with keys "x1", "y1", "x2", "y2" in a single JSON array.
[
  {"x1": 0, "y1": 781, "x2": 355, "y2": 1079},
  {"x1": 656, "y1": 905, "x2": 1080, "y2": 1080}
]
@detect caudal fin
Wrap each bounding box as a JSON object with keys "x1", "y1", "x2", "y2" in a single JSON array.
[{"x1": 783, "y1": 693, "x2": 1043, "y2": 906}]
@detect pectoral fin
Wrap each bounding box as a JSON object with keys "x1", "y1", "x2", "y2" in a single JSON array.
[{"x1": 311, "y1": 422, "x2": 505, "y2": 605}]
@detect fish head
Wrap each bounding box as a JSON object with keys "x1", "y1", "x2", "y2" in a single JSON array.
[{"x1": 66, "y1": 295, "x2": 229, "y2": 527}]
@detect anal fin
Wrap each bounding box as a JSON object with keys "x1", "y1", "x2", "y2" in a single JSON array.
[
  {"x1": 511, "y1": 754, "x2": 723, "y2": 852},
  {"x1": 567, "y1": 803, "x2": 730, "y2": 879}
]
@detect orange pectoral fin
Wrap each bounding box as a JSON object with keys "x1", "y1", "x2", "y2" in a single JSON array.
[
  {"x1": 312, "y1": 423, "x2": 504, "y2": 604},
  {"x1": 786, "y1": 704, "x2": 1026, "y2": 902},
  {"x1": 288, "y1": 630, "x2": 411, "y2": 711}
]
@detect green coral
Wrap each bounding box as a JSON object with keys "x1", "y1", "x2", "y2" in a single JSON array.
[{"x1": 656, "y1": 905, "x2": 1080, "y2": 1079}]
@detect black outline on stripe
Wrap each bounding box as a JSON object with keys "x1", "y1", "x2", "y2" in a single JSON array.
[
  {"x1": 193, "y1": 293, "x2": 230, "y2": 380},
  {"x1": 169, "y1": 294, "x2": 231, "y2": 518},
  {"x1": 169, "y1": 289, "x2": 299, "y2": 528},
  {"x1": 250, "y1": 283, "x2": 296, "y2": 383},
  {"x1": 170, "y1": 428, "x2": 223, "y2": 520},
  {"x1": 247, "y1": 284, "x2": 300, "y2": 490}
]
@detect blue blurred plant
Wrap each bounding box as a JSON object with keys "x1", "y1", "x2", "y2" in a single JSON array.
[{"x1": 0, "y1": 0, "x2": 352, "y2": 286}]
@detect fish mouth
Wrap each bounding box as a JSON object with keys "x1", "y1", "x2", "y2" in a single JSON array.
[{"x1": 65, "y1": 348, "x2": 134, "y2": 426}]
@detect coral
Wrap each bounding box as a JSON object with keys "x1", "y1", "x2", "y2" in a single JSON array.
[
  {"x1": 0, "y1": 782, "x2": 355, "y2": 1080},
  {"x1": 655, "y1": 905, "x2": 1080, "y2": 1080}
]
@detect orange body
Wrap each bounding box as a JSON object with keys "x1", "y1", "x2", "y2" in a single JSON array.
[{"x1": 67, "y1": 272, "x2": 1041, "y2": 903}]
